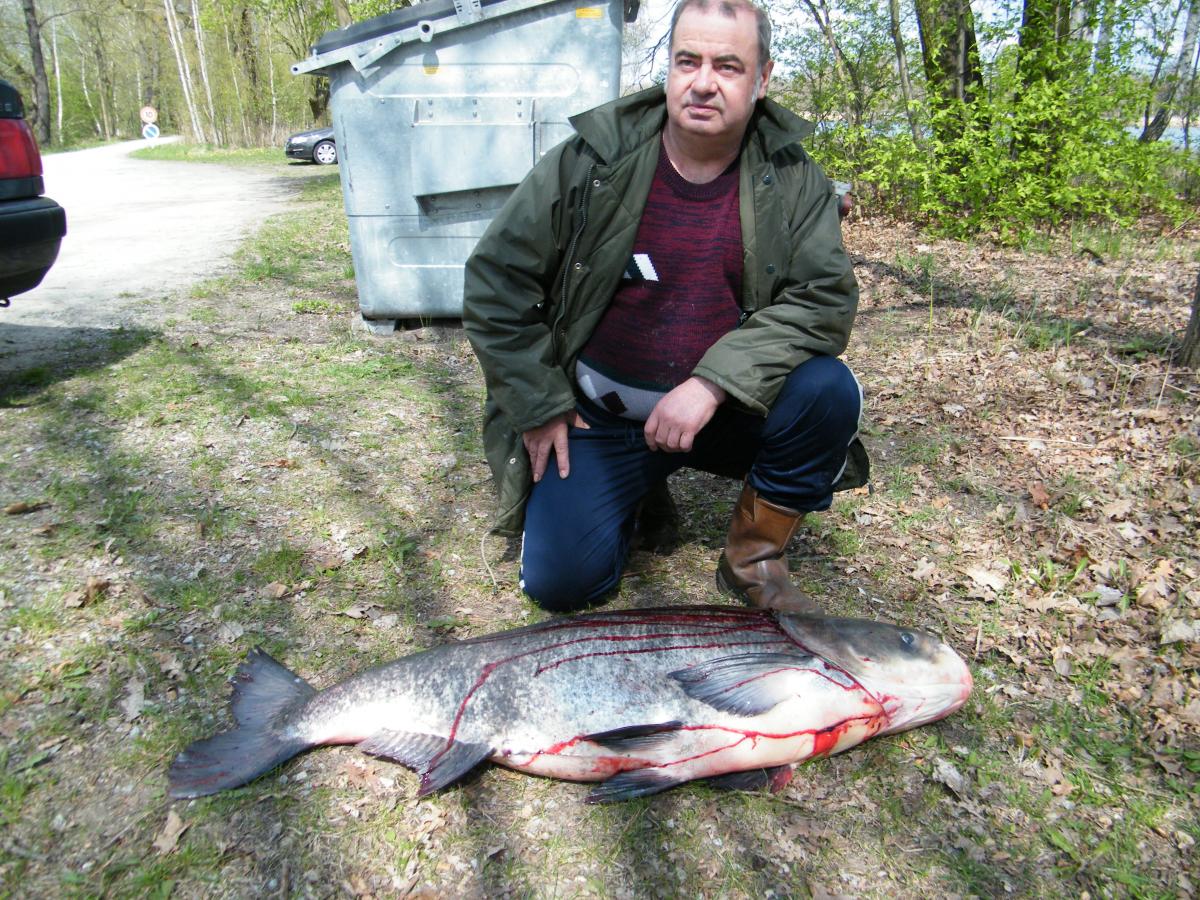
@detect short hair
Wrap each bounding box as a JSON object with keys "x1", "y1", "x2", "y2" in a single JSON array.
[{"x1": 668, "y1": 0, "x2": 772, "y2": 75}]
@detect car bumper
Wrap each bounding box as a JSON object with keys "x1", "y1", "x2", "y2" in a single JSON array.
[
  {"x1": 0, "y1": 196, "x2": 66, "y2": 300},
  {"x1": 285, "y1": 144, "x2": 313, "y2": 160}
]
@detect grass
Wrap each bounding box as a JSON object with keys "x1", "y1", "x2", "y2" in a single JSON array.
[{"x1": 129, "y1": 143, "x2": 282, "y2": 166}]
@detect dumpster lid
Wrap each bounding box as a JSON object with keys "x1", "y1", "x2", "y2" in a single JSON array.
[{"x1": 294, "y1": 0, "x2": 639, "y2": 76}]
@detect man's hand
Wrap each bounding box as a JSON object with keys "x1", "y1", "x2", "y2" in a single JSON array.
[
  {"x1": 523, "y1": 411, "x2": 589, "y2": 482},
  {"x1": 644, "y1": 377, "x2": 726, "y2": 452}
]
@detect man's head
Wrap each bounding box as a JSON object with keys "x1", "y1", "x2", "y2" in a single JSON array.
[{"x1": 664, "y1": 0, "x2": 774, "y2": 149}]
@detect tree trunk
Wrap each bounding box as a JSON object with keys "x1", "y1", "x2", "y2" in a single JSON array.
[
  {"x1": 191, "y1": 0, "x2": 220, "y2": 144},
  {"x1": 913, "y1": 0, "x2": 985, "y2": 166},
  {"x1": 333, "y1": 0, "x2": 352, "y2": 28},
  {"x1": 889, "y1": 0, "x2": 924, "y2": 145},
  {"x1": 51, "y1": 16, "x2": 63, "y2": 142},
  {"x1": 20, "y1": 0, "x2": 52, "y2": 146},
  {"x1": 800, "y1": 0, "x2": 865, "y2": 125},
  {"x1": 1180, "y1": 271, "x2": 1200, "y2": 368},
  {"x1": 163, "y1": 0, "x2": 206, "y2": 142},
  {"x1": 1142, "y1": 0, "x2": 1200, "y2": 142}
]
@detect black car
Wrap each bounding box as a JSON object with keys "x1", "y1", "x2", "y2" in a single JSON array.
[
  {"x1": 0, "y1": 78, "x2": 66, "y2": 305},
  {"x1": 285, "y1": 127, "x2": 337, "y2": 165}
]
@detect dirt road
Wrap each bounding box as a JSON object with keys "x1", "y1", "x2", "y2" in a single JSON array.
[{"x1": 1, "y1": 139, "x2": 308, "y2": 374}]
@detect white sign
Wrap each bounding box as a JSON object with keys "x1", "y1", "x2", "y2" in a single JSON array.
[
  {"x1": 142, "y1": 123, "x2": 160, "y2": 140},
  {"x1": 140, "y1": 105, "x2": 158, "y2": 124}
]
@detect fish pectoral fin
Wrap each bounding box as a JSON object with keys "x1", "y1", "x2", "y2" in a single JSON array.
[
  {"x1": 585, "y1": 767, "x2": 690, "y2": 804},
  {"x1": 357, "y1": 730, "x2": 492, "y2": 796},
  {"x1": 706, "y1": 764, "x2": 795, "y2": 794},
  {"x1": 581, "y1": 721, "x2": 684, "y2": 752},
  {"x1": 669, "y1": 651, "x2": 815, "y2": 716}
]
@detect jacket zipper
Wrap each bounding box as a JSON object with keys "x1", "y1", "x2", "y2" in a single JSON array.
[{"x1": 558, "y1": 163, "x2": 596, "y2": 317}]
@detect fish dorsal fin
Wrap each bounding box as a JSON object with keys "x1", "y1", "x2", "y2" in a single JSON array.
[
  {"x1": 358, "y1": 730, "x2": 492, "y2": 796},
  {"x1": 669, "y1": 651, "x2": 816, "y2": 716},
  {"x1": 581, "y1": 721, "x2": 684, "y2": 751},
  {"x1": 585, "y1": 767, "x2": 690, "y2": 803}
]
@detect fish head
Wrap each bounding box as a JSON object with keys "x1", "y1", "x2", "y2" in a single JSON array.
[{"x1": 777, "y1": 614, "x2": 972, "y2": 735}]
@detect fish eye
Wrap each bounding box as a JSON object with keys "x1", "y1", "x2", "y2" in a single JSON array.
[{"x1": 900, "y1": 631, "x2": 916, "y2": 649}]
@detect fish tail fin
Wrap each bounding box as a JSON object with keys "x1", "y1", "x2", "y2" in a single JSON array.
[{"x1": 168, "y1": 648, "x2": 317, "y2": 799}]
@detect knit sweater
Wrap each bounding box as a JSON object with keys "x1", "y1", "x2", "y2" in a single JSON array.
[{"x1": 575, "y1": 140, "x2": 743, "y2": 420}]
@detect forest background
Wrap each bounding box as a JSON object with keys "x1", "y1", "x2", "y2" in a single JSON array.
[{"x1": 4, "y1": 0, "x2": 1200, "y2": 254}]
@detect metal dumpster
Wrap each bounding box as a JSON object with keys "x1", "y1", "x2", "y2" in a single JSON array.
[{"x1": 293, "y1": 0, "x2": 637, "y2": 327}]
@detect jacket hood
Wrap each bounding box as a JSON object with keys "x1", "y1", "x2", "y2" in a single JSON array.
[{"x1": 568, "y1": 85, "x2": 816, "y2": 164}]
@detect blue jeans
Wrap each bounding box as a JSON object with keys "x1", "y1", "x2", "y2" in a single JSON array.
[{"x1": 520, "y1": 355, "x2": 862, "y2": 611}]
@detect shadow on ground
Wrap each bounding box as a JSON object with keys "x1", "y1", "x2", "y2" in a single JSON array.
[{"x1": 0, "y1": 323, "x2": 155, "y2": 401}]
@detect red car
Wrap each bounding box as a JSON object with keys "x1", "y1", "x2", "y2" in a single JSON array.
[{"x1": 0, "y1": 77, "x2": 66, "y2": 305}]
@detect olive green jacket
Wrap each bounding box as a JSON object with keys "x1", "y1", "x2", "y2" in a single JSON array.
[{"x1": 463, "y1": 85, "x2": 864, "y2": 536}]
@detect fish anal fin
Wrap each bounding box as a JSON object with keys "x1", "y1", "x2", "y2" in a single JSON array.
[
  {"x1": 358, "y1": 730, "x2": 491, "y2": 796},
  {"x1": 669, "y1": 652, "x2": 814, "y2": 716},
  {"x1": 706, "y1": 764, "x2": 795, "y2": 794},
  {"x1": 582, "y1": 721, "x2": 684, "y2": 752},
  {"x1": 585, "y1": 767, "x2": 690, "y2": 804}
]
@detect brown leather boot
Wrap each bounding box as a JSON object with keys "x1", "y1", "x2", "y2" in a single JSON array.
[{"x1": 716, "y1": 483, "x2": 818, "y2": 614}]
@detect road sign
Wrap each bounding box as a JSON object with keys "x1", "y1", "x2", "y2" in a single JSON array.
[
  {"x1": 142, "y1": 123, "x2": 160, "y2": 140},
  {"x1": 140, "y1": 105, "x2": 158, "y2": 124}
]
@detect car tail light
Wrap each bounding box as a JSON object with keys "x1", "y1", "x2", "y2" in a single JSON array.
[{"x1": 0, "y1": 117, "x2": 43, "y2": 180}]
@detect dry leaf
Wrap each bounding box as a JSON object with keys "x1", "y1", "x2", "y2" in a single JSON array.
[
  {"x1": 153, "y1": 809, "x2": 189, "y2": 854},
  {"x1": 262, "y1": 582, "x2": 289, "y2": 600},
  {"x1": 964, "y1": 565, "x2": 1007, "y2": 594},
  {"x1": 262, "y1": 458, "x2": 298, "y2": 469},
  {"x1": 216, "y1": 621, "x2": 245, "y2": 643},
  {"x1": 85, "y1": 575, "x2": 110, "y2": 602},
  {"x1": 912, "y1": 557, "x2": 938, "y2": 583},
  {"x1": 1136, "y1": 559, "x2": 1173, "y2": 611},
  {"x1": 121, "y1": 678, "x2": 146, "y2": 721},
  {"x1": 4, "y1": 500, "x2": 48, "y2": 515},
  {"x1": 1052, "y1": 647, "x2": 1073, "y2": 678},
  {"x1": 1101, "y1": 497, "x2": 1133, "y2": 520},
  {"x1": 63, "y1": 590, "x2": 87, "y2": 609},
  {"x1": 1028, "y1": 482, "x2": 1051, "y2": 508},
  {"x1": 1160, "y1": 619, "x2": 1200, "y2": 645},
  {"x1": 1178, "y1": 699, "x2": 1200, "y2": 726},
  {"x1": 932, "y1": 757, "x2": 967, "y2": 796}
]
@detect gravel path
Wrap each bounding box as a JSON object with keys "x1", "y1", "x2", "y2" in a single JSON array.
[{"x1": 1, "y1": 139, "x2": 307, "y2": 375}]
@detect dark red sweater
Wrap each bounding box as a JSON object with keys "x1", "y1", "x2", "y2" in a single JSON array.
[{"x1": 575, "y1": 140, "x2": 742, "y2": 419}]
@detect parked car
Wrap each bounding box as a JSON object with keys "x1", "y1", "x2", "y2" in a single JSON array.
[
  {"x1": 285, "y1": 127, "x2": 337, "y2": 165},
  {"x1": 0, "y1": 77, "x2": 66, "y2": 306}
]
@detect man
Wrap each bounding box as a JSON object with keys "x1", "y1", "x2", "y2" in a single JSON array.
[{"x1": 463, "y1": 0, "x2": 866, "y2": 614}]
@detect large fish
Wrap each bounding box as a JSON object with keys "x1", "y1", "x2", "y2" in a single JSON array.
[{"x1": 169, "y1": 606, "x2": 972, "y2": 802}]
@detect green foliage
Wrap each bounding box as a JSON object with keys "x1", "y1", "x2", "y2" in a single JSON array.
[{"x1": 844, "y1": 55, "x2": 1196, "y2": 241}]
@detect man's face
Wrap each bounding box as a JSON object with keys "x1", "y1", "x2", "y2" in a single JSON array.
[{"x1": 665, "y1": 5, "x2": 772, "y2": 145}]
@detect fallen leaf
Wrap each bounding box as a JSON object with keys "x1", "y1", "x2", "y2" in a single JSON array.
[
  {"x1": 1136, "y1": 559, "x2": 1173, "y2": 610},
  {"x1": 4, "y1": 500, "x2": 49, "y2": 515},
  {"x1": 931, "y1": 757, "x2": 967, "y2": 796},
  {"x1": 912, "y1": 557, "x2": 938, "y2": 582},
  {"x1": 216, "y1": 621, "x2": 245, "y2": 643},
  {"x1": 262, "y1": 582, "x2": 289, "y2": 600},
  {"x1": 1028, "y1": 482, "x2": 1051, "y2": 508},
  {"x1": 85, "y1": 575, "x2": 110, "y2": 603},
  {"x1": 121, "y1": 678, "x2": 146, "y2": 721},
  {"x1": 1178, "y1": 700, "x2": 1200, "y2": 727},
  {"x1": 63, "y1": 590, "x2": 87, "y2": 609},
  {"x1": 153, "y1": 809, "x2": 189, "y2": 854},
  {"x1": 1101, "y1": 497, "x2": 1133, "y2": 520},
  {"x1": 340, "y1": 604, "x2": 372, "y2": 619},
  {"x1": 1160, "y1": 619, "x2": 1200, "y2": 645},
  {"x1": 964, "y1": 565, "x2": 1007, "y2": 594},
  {"x1": 1052, "y1": 647, "x2": 1073, "y2": 678},
  {"x1": 262, "y1": 458, "x2": 298, "y2": 469}
]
